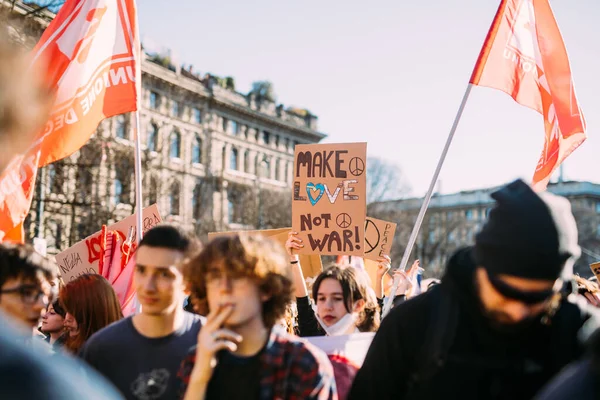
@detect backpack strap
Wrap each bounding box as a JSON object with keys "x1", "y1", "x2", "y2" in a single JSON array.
[{"x1": 407, "y1": 283, "x2": 460, "y2": 388}]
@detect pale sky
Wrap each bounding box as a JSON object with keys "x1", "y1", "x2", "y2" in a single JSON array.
[{"x1": 138, "y1": 0, "x2": 600, "y2": 197}]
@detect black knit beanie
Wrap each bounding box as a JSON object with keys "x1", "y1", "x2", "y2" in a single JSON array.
[{"x1": 473, "y1": 179, "x2": 580, "y2": 281}]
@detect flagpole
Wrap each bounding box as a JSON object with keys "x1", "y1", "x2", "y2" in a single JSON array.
[
  {"x1": 382, "y1": 83, "x2": 474, "y2": 318},
  {"x1": 133, "y1": 111, "x2": 143, "y2": 245}
]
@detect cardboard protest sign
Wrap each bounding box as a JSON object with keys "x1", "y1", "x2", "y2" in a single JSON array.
[
  {"x1": 590, "y1": 262, "x2": 600, "y2": 282},
  {"x1": 55, "y1": 204, "x2": 162, "y2": 283},
  {"x1": 208, "y1": 228, "x2": 323, "y2": 278},
  {"x1": 292, "y1": 143, "x2": 367, "y2": 256},
  {"x1": 363, "y1": 217, "x2": 397, "y2": 261},
  {"x1": 364, "y1": 258, "x2": 393, "y2": 297}
]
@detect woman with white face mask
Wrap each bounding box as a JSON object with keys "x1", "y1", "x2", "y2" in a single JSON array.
[{"x1": 285, "y1": 232, "x2": 379, "y2": 336}]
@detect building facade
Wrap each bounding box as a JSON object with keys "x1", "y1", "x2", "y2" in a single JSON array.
[
  {"x1": 6, "y1": 1, "x2": 325, "y2": 254},
  {"x1": 369, "y1": 181, "x2": 600, "y2": 277}
]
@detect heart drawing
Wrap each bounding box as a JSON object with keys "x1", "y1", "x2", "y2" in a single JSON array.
[{"x1": 306, "y1": 183, "x2": 325, "y2": 206}]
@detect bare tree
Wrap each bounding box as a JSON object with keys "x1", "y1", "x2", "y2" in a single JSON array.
[{"x1": 366, "y1": 157, "x2": 410, "y2": 205}]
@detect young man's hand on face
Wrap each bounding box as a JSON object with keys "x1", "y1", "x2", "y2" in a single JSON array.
[{"x1": 189, "y1": 304, "x2": 242, "y2": 385}]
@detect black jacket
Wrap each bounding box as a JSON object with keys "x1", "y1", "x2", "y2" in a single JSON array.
[{"x1": 349, "y1": 247, "x2": 594, "y2": 400}]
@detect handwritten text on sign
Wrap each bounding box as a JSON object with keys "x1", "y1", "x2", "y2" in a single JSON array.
[
  {"x1": 292, "y1": 143, "x2": 367, "y2": 256},
  {"x1": 363, "y1": 217, "x2": 397, "y2": 261},
  {"x1": 55, "y1": 204, "x2": 162, "y2": 283}
]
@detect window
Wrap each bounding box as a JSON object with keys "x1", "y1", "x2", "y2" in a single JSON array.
[
  {"x1": 262, "y1": 131, "x2": 270, "y2": 145},
  {"x1": 275, "y1": 135, "x2": 279, "y2": 147},
  {"x1": 170, "y1": 130, "x2": 181, "y2": 159},
  {"x1": 114, "y1": 179, "x2": 123, "y2": 204},
  {"x1": 222, "y1": 118, "x2": 228, "y2": 132},
  {"x1": 257, "y1": 157, "x2": 270, "y2": 179},
  {"x1": 485, "y1": 207, "x2": 492, "y2": 218},
  {"x1": 192, "y1": 136, "x2": 202, "y2": 164},
  {"x1": 47, "y1": 163, "x2": 64, "y2": 193},
  {"x1": 285, "y1": 138, "x2": 290, "y2": 150},
  {"x1": 148, "y1": 177, "x2": 158, "y2": 206},
  {"x1": 193, "y1": 108, "x2": 202, "y2": 124},
  {"x1": 228, "y1": 199, "x2": 235, "y2": 224},
  {"x1": 596, "y1": 201, "x2": 600, "y2": 214},
  {"x1": 150, "y1": 91, "x2": 159, "y2": 109},
  {"x1": 230, "y1": 148, "x2": 238, "y2": 170},
  {"x1": 172, "y1": 101, "x2": 180, "y2": 117},
  {"x1": 244, "y1": 150, "x2": 250, "y2": 173},
  {"x1": 465, "y1": 209, "x2": 473, "y2": 220},
  {"x1": 147, "y1": 123, "x2": 158, "y2": 152},
  {"x1": 231, "y1": 121, "x2": 239, "y2": 135},
  {"x1": 169, "y1": 182, "x2": 180, "y2": 216},
  {"x1": 192, "y1": 182, "x2": 202, "y2": 220},
  {"x1": 275, "y1": 159, "x2": 281, "y2": 181},
  {"x1": 115, "y1": 115, "x2": 127, "y2": 139}
]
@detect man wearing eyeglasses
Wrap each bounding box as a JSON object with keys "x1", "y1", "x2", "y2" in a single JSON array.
[{"x1": 0, "y1": 243, "x2": 57, "y2": 338}]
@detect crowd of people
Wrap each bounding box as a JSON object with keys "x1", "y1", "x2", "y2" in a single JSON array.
[{"x1": 3, "y1": 27, "x2": 600, "y2": 400}]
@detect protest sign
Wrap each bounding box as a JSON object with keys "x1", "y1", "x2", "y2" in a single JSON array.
[
  {"x1": 590, "y1": 262, "x2": 600, "y2": 282},
  {"x1": 208, "y1": 228, "x2": 323, "y2": 278},
  {"x1": 363, "y1": 217, "x2": 396, "y2": 261},
  {"x1": 292, "y1": 143, "x2": 367, "y2": 256},
  {"x1": 55, "y1": 204, "x2": 162, "y2": 282}
]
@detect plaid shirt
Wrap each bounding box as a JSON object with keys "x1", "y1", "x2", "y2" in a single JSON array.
[{"x1": 177, "y1": 326, "x2": 338, "y2": 400}]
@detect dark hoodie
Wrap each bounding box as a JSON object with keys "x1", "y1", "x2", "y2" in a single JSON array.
[{"x1": 348, "y1": 247, "x2": 592, "y2": 400}]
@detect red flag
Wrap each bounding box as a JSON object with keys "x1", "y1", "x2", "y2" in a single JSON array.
[
  {"x1": 0, "y1": 0, "x2": 140, "y2": 242},
  {"x1": 470, "y1": 0, "x2": 586, "y2": 191}
]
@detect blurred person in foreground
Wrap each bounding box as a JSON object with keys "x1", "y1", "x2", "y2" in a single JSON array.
[
  {"x1": 349, "y1": 179, "x2": 598, "y2": 400},
  {"x1": 0, "y1": 32, "x2": 122, "y2": 400}
]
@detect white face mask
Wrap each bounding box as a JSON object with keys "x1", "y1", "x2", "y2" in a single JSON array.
[{"x1": 312, "y1": 302, "x2": 358, "y2": 336}]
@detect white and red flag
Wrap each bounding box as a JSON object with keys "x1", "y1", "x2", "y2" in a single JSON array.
[
  {"x1": 470, "y1": 0, "x2": 586, "y2": 191},
  {"x1": 0, "y1": 0, "x2": 140, "y2": 241}
]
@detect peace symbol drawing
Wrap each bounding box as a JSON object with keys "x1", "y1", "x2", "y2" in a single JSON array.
[
  {"x1": 349, "y1": 157, "x2": 365, "y2": 177},
  {"x1": 364, "y1": 219, "x2": 380, "y2": 254},
  {"x1": 336, "y1": 213, "x2": 352, "y2": 229}
]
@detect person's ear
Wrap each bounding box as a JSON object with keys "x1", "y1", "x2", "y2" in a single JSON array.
[{"x1": 353, "y1": 298, "x2": 365, "y2": 313}]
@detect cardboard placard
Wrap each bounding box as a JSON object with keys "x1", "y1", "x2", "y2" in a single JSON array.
[
  {"x1": 208, "y1": 228, "x2": 323, "y2": 278},
  {"x1": 364, "y1": 258, "x2": 393, "y2": 297},
  {"x1": 363, "y1": 217, "x2": 397, "y2": 261},
  {"x1": 55, "y1": 204, "x2": 162, "y2": 283},
  {"x1": 590, "y1": 262, "x2": 600, "y2": 282},
  {"x1": 292, "y1": 142, "x2": 367, "y2": 256}
]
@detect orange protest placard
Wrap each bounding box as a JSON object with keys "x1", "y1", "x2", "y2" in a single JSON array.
[
  {"x1": 292, "y1": 143, "x2": 367, "y2": 256},
  {"x1": 208, "y1": 228, "x2": 323, "y2": 278}
]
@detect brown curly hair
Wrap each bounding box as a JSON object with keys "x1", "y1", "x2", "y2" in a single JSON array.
[
  {"x1": 184, "y1": 233, "x2": 293, "y2": 328},
  {"x1": 312, "y1": 264, "x2": 380, "y2": 332}
]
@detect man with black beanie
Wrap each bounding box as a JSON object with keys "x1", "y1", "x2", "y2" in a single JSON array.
[{"x1": 349, "y1": 179, "x2": 597, "y2": 400}]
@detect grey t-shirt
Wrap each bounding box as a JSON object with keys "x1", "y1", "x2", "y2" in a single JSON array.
[{"x1": 81, "y1": 312, "x2": 202, "y2": 400}]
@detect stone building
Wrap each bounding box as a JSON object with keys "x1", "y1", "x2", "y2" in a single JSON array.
[
  {"x1": 3, "y1": 1, "x2": 326, "y2": 254},
  {"x1": 369, "y1": 180, "x2": 600, "y2": 277}
]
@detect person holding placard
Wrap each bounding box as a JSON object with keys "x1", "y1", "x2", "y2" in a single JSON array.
[{"x1": 285, "y1": 232, "x2": 379, "y2": 337}]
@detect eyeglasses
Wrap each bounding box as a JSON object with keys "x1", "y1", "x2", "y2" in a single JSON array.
[{"x1": 0, "y1": 285, "x2": 55, "y2": 306}]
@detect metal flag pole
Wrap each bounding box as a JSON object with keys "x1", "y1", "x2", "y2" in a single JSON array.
[
  {"x1": 133, "y1": 110, "x2": 143, "y2": 245},
  {"x1": 382, "y1": 83, "x2": 474, "y2": 318}
]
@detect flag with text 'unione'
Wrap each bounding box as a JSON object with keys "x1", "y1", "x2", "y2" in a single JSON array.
[
  {"x1": 470, "y1": 0, "x2": 586, "y2": 191},
  {"x1": 0, "y1": 0, "x2": 140, "y2": 242}
]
